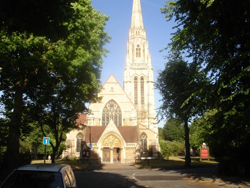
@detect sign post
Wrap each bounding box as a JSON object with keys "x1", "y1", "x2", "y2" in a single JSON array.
[{"x1": 43, "y1": 137, "x2": 50, "y2": 164}]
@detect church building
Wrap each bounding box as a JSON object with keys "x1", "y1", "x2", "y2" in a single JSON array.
[{"x1": 63, "y1": 0, "x2": 160, "y2": 163}]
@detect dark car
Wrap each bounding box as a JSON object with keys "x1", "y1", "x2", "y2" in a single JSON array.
[{"x1": 0, "y1": 163, "x2": 77, "y2": 188}]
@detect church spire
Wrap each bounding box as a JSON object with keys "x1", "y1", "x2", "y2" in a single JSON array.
[
  {"x1": 124, "y1": 0, "x2": 157, "y2": 133},
  {"x1": 131, "y1": 0, "x2": 144, "y2": 29}
]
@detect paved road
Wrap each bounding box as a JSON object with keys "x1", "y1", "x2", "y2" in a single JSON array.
[{"x1": 74, "y1": 163, "x2": 224, "y2": 188}]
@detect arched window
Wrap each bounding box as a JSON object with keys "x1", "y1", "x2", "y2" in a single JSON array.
[
  {"x1": 140, "y1": 133, "x2": 147, "y2": 153},
  {"x1": 102, "y1": 100, "x2": 122, "y2": 126},
  {"x1": 140, "y1": 77, "x2": 144, "y2": 104},
  {"x1": 134, "y1": 77, "x2": 138, "y2": 104},
  {"x1": 136, "y1": 45, "x2": 141, "y2": 57},
  {"x1": 76, "y1": 133, "x2": 83, "y2": 152}
]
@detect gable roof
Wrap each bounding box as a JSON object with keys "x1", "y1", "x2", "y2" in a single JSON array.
[
  {"x1": 85, "y1": 126, "x2": 106, "y2": 143},
  {"x1": 99, "y1": 74, "x2": 135, "y2": 105},
  {"x1": 117, "y1": 126, "x2": 138, "y2": 143},
  {"x1": 85, "y1": 125, "x2": 138, "y2": 144}
]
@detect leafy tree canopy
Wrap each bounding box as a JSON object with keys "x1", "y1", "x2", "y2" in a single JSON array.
[
  {"x1": 162, "y1": 0, "x2": 250, "y2": 175},
  {"x1": 162, "y1": 118, "x2": 184, "y2": 142},
  {"x1": 156, "y1": 54, "x2": 205, "y2": 167},
  {"x1": 0, "y1": 0, "x2": 110, "y2": 171}
]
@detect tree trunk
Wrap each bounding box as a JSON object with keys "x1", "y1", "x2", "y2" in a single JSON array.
[
  {"x1": 51, "y1": 145, "x2": 58, "y2": 163},
  {"x1": 5, "y1": 87, "x2": 23, "y2": 172},
  {"x1": 184, "y1": 119, "x2": 191, "y2": 167}
]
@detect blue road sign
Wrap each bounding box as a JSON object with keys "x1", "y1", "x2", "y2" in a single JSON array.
[
  {"x1": 89, "y1": 143, "x2": 92, "y2": 149},
  {"x1": 43, "y1": 137, "x2": 50, "y2": 145}
]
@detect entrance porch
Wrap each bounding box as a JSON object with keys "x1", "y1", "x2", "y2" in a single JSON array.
[{"x1": 102, "y1": 147, "x2": 121, "y2": 163}]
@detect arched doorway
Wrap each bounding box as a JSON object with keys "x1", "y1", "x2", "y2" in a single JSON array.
[
  {"x1": 102, "y1": 134, "x2": 122, "y2": 163},
  {"x1": 113, "y1": 148, "x2": 121, "y2": 163},
  {"x1": 103, "y1": 148, "x2": 110, "y2": 162}
]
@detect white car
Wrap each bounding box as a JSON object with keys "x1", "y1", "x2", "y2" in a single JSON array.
[{"x1": 0, "y1": 164, "x2": 77, "y2": 188}]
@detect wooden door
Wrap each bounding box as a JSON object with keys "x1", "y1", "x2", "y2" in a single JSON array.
[
  {"x1": 113, "y1": 148, "x2": 120, "y2": 163},
  {"x1": 103, "y1": 148, "x2": 110, "y2": 162}
]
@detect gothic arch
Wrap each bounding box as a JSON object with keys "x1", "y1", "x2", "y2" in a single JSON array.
[
  {"x1": 76, "y1": 133, "x2": 84, "y2": 152},
  {"x1": 102, "y1": 134, "x2": 121, "y2": 148},
  {"x1": 140, "y1": 132, "x2": 147, "y2": 153},
  {"x1": 98, "y1": 132, "x2": 125, "y2": 148},
  {"x1": 102, "y1": 99, "x2": 122, "y2": 126}
]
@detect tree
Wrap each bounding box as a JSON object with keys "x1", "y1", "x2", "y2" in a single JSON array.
[
  {"x1": 158, "y1": 127, "x2": 164, "y2": 140},
  {"x1": 189, "y1": 109, "x2": 217, "y2": 151},
  {"x1": 162, "y1": 118, "x2": 184, "y2": 142},
  {"x1": 156, "y1": 54, "x2": 204, "y2": 167},
  {"x1": 162, "y1": 0, "x2": 250, "y2": 175},
  {"x1": 189, "y1": 119, "x2": 204, "y2": 151},
  {"x1": 31, "y1": 97, "x2": 82, "y2": 163},
  {"x1": 0, "y1": 0, "x2": 109, "y2": 171},
  {"x1": 0, "y1": 118, "x2": 8, "y2": 155}
]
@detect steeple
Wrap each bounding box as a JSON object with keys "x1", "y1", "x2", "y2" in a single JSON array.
[
  {"x1": 129, "y1": 0, "x2": 146, "y2": 40},
  {"x1": 131, "y1": 0, "x2": 144, "y2": 28},
  {"x1": 123, "y1": 0, "x2": 157, "y2": 131}
]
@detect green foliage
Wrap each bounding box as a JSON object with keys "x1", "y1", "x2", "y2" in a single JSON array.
[
  {"x1": 0, "y1": 0, "x2": 109, "y2": 170},
  {"x1": 189, "y1": 109, "x2": 218, "y2": 151},
  {"x1": 157, "y1": 56, "x2": 198, "y2": 121},
  {"x1": 189, "y1": 119, "x2": 206, "y2": 150},
  {"x1": 0, "y1": 118, "x2": 8, "y2": 155},
  {"x1": 159, "y1": 139, "x2": 185, "y2": 158},
  {"x1": 162, "y1": 0, "x2": 250, "y2": 176},
  {"x1": 158, "y1": 128, "x2": 164, "y2": 140},
  {"x1": 162, "y1": 118, "x2": 184, "y2": 142},
  {"x1": 156, "y1": 54, "x2": 205, "y2": 167},
  {"x1": 159, "y1": 139, "x2": 171, "y2": 158}
]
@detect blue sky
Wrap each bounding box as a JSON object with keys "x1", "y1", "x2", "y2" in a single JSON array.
[{"x1": 91, "y1": 0, "x2": 176, "y2": 127}]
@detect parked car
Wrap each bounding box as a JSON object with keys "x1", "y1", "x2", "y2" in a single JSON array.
[{"x1": 0, "y1": 163, "x2": 77, "y2": 188}]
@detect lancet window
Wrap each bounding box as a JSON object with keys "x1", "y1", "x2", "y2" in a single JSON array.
[
  {"x1": 136, "y1": 45, "x2": 141, "y2": 57},
  {"x1": 76, "y1": 133, "x2": 83, "y2": 152},
  {"x1": 140, "y1": 132, "x2": 147, "y2": 153},
  {"x1": 141, "y1": 77, "x2": 144, "y2": 104},
  {"x1": 134, "y1": 77, "x2": 138, "y2": 104},
  {"x1": 102, "y1": 100, "x2": 122, "y2": 126}
]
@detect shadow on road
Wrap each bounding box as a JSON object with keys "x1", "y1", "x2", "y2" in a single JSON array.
[
  {"x1": 156, "y1": 165, "x2": 250, "y2": 187},
  {"x1": 75, "y1": 171, "x2": 146, "y2": 188}
]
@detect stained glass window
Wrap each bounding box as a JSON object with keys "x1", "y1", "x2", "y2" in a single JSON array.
[{"x1": 102, "y1": 100, "x2": 122, "y2": 126}]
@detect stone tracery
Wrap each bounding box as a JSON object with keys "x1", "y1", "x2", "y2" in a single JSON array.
[{"x1": 102, "y1": 135, "x2": 121, "y2": 148}]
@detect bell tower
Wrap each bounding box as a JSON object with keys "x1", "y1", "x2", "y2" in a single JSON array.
[{"x1": 123, "y1": 0, "x2": 157, "y2": 131}]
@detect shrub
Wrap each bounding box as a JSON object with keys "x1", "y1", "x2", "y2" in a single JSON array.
[{"x1": 160, "y1": 139, "x2": 185, "y2": 159}]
